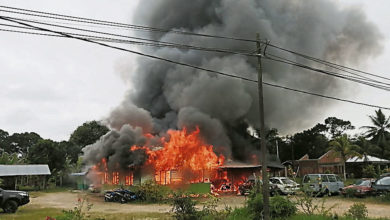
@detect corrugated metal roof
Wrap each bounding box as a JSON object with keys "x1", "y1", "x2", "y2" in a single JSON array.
[
  {"x1": 219, "y1": 160, "x2": 284, "y2": 169},
  {"x1": 0, "y1": 165, "x2": 51, "y2": 176},
  {"x1": 347, "y1": 155, "x2": 390, "y2": 163}
]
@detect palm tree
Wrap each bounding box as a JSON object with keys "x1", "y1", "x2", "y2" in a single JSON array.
[
  {"x1": 355, "y1": 136, "x2": 381, "y2": 160},
  {"x1": 328, "y1": 134, "x2": 361, "y2": 180},
  {"x1": 361, "y1": 109, "x2": 390, "y2": 156}
]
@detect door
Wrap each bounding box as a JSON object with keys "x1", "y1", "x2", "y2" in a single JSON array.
[{"x1": 326, "y1": 175, "x2": 337, "y2": 192}]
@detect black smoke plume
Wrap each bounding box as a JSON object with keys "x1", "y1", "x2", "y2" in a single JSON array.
[{"x1": 83, "y1": 0, "x2": 383, "y2": 167}]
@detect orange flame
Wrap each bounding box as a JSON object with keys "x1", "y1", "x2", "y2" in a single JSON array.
[{"x1": 132, "y1": 127, "x2": 225, "y2": 183}]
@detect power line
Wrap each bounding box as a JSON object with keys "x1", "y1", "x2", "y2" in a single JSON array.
[
  {"x1": 0, "y1": 22, "x2": 257, "y2": 57},
  {"x1": 266, "y1": 43, "x2": 390, "y2": 82},
  {"x1": 264, "y1": 53, "x2": 390, "y2": 91},
  {"x1": 2, "y1": 4, "x2": 389, "y2": 83},
  {"x1": 0, "y1": 6, "x2": 257, "y2": 43},
  {"x1": 2, "y1": 16, "x2": 390, "y2": 92},
  {"x1": 1, "y1": 16, "x2": 389, "y2": 111},
  {"x1": 264, "y1": 52, "x2": 390, "y2": 88},
  {"x1": 0, "y1": 16, "x2": 256, "y2": 57}
]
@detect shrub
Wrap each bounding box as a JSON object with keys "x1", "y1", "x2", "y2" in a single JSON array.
[
  {"x1": 54, "y1": 196, "x2": 96, "y2": 220},
  {"x1": 171, "y1": 193, "x2": 198, "y2": 220},
  {"x1": 270, "y1": 195, "x2": 297, "y2": 219},
  {"x1": 380, "y1": 192, "x2": 390, "y2": 202},
  {"x1": 362, "y1": 165, "x2": 377, "y2": 178},
  {"x1": 135, "y1": 180, "x2": 169, "y2": 203},
  {"x1": 344, "y1": 188, "x2": 357, "y2": 198},
  {"x1": 226, "y1": 207, "x2": 251, "y2": 220},
  {"x1": 198, "y1": 196, "x2": 231, "y2": 220},
  {"x1": 295, "y1": 190, "x2": 335, "y2": 217},
  {"x1": 345, "y1": 203, "x2": 368, "y2": 219},
  {"x1": 246, "y1": 193, "x2": 264, "y2": 220}
]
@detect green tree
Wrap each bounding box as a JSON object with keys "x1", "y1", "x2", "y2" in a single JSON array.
[
  {"x1": 289, "y1": 127, "x2": 329, "y2": 160},
  {"x1": 0, "y1": 152, "x2": 25, "y2": 164},
  {"x1": 0, "y1": 129, "x2": 10, "y2": 151},
  {"x1": 27, "y1": 139, "x2": 66, "y2": 174},
  {"x1": 328, "y1": 134, "x2": 361, "y2": 180},
  {"x1": 69, "y1": 120, "x2": 109, "y2": 151},
  {"x1": 361, "y1": 109, "x2": 390, "y2": 157},
  {"x1": 323, "y1": 117, "x2": 355, "y2": 139},
  {"x1": 6, "y1": 132, "x2": 42, "y2": 155},
  {"x1": 354, "y1": 136, "x2": 381, "y2": 159}
]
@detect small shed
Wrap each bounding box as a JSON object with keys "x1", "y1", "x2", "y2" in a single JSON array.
[
  {"x1": 0, "y1": 164, "x2": 51, "y2": 189},
  {"x1": 69, "y1": 171, "x2": 89, "y2": 190}
]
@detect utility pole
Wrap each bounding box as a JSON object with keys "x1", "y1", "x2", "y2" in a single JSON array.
[{"x1": 256, "y1": 33, "x2": 270, "y2": 220}]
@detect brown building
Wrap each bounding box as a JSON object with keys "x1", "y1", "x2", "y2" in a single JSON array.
[{"x1": 296, "y1": 150, "x2": 343, "y2": 177}]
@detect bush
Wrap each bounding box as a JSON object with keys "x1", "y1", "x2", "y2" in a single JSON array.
[
  {"x1": 135, "y1": 180, "x2": 169, "y2": 203},
  {"x1": 171, "y1": 193, "x2": 198, "y2": 220},
  {"x1": 362, "y1": 165, "x2": 377, "y2": 178},
  {"x1": 198, "y1": 196, "x2": 231, "y2": 220},
  {"x1": 295, "y1": 190, "x2": 335, "y2": 217},
  {"x1": 270, "y1": 195, "x2": 297, "y2": 219},
  {"x1": 54, "y1": 196, "x2": 97, "y2": 220},
  {"x1": 380, "y1": 192, "x2": 390, "y2": 202},
  {"x1": 345, "y1": 203, "x2": 368, "y2": 219},
  {"x1": 246, "y1": 193, "x2": 264, "y2": 220},
  {"x1": 344, "y1": 188, "x2": 357, "y2": 198},
  {"x1": 226, "y1": 207, "x2": 251, "y2": 220},
  {"x1": 245, "y1": 190, "x2": 297, "y2": 220}
]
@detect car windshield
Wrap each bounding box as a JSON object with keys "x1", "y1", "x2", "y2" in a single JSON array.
[
  {"x1": 355, "y1": 180, "x2": 370, "y2": 186},
  {"x1": 281, "y1": 178, "x2": 295, "y2": 184}
]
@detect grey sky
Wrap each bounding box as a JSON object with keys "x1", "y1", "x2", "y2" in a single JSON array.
[{"x1": 0, "y1": 0, "x2": 389, "y2": 141}]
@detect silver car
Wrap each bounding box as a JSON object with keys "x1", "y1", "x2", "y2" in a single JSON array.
[
  {"x1": 302, "y1": 174, "x2": 344, "y2": 196},
  {"x1": 270, "y1": 177, "x2": 300, "y2": 195}
]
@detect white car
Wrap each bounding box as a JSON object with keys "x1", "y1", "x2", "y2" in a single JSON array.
[{"x1": 270, "y1": 177, "x2": 300, "y2": 195}]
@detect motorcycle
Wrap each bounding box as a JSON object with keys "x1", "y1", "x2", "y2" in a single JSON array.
[{"x1": 104, "y1": 189, "x2": 137, "y2": 203}]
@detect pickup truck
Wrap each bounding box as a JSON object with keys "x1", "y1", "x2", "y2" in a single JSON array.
[{"x1": 0, "y1": 188, "x2": 30, "y2": 213}]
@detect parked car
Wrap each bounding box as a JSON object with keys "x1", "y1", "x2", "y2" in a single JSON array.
[
  {"x1": 372, "y1": 176, "x2": 390, "y2": 194},
  {"x1": 270, "y1": 177, "x2": 300, "y2": 195},
  {"x1": 104, "y1": 188, "x2": 137, "y2": 203},
  {"x1": 302, "y1": 174, "x2": 344, "y2": 196},
  {"x1": 341, "y1": 179, "x2": 376, "y2": 197},
  {"x1": 0, "y1": 188, "x2": 30, "y2": 213},
  {"x1": 238, "y1": 178, "x2": 278, "y2": 196}
]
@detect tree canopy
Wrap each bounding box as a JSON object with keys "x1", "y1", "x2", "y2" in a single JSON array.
[{"x1": 69, "y1": 120, "x2": 109, "y2": 149}]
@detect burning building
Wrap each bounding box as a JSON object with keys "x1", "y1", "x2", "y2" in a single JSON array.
[{"x1": 82, "y1": 0, "x2": 382, "y2": 191}]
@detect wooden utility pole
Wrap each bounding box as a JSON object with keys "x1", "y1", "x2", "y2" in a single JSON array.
[{"x1": 256, "y1": 33, "x2": 270, "y2": 220}]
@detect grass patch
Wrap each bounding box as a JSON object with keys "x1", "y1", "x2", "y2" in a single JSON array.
[
  {"x1": 284, "y1": 214, "x2": 388, "y2": 220},
  {"x1": 1, "y1": 206, "x2": 63, "y2": 220},
  {"x1": 337, "y1": 194, "x2": 390, "y2": 205},
  {"x1": 90, "y1": 212, "x2": 173, "y2": 220},
  {"x1": 187, "y1": 183, "x2": 211, "y2": 194},
  {"x1": 0, "y1": 206, "x2": 173, "y2": 220}
]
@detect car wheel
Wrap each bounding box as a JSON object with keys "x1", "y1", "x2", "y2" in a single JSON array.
[
  {"x1": 3, "y1": 200, "x2": 18, "y2": 213},
  {"x1": 120, "y1": 197, "x2": 127, "y2": 204}
]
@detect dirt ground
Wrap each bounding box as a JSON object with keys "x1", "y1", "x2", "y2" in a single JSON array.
[{"x1": 29, "y1": 191, "x2": 390, "y2": 218}]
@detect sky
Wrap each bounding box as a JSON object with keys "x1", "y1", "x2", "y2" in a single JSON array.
[{"x1": 0, "y1": 0, "x2": 389, "y2": 141}]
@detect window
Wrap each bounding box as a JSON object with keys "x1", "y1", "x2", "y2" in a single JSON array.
[
  {"x1": 304, "y1": 175, "x2": 319, "y2": 183},
  {"x1": 321, "y1": 175, "x2": 329, "y2": 182},
  {"x1": 335, "y1": 175, "x2": 342, "y2": 182},
  {"x1": 281, "y1": 178, "x2": 295, "y2": 185},
  {"x1": 327, "y1": 175, "x2": 336, "y2": 182},
  {"x1": 377, "y1": 177, "x2": 390, "y2": 185}
]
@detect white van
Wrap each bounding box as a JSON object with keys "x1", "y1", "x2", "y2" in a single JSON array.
[{"x1": 302, "y1": 174, "x2": 344, "y2": 196}]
